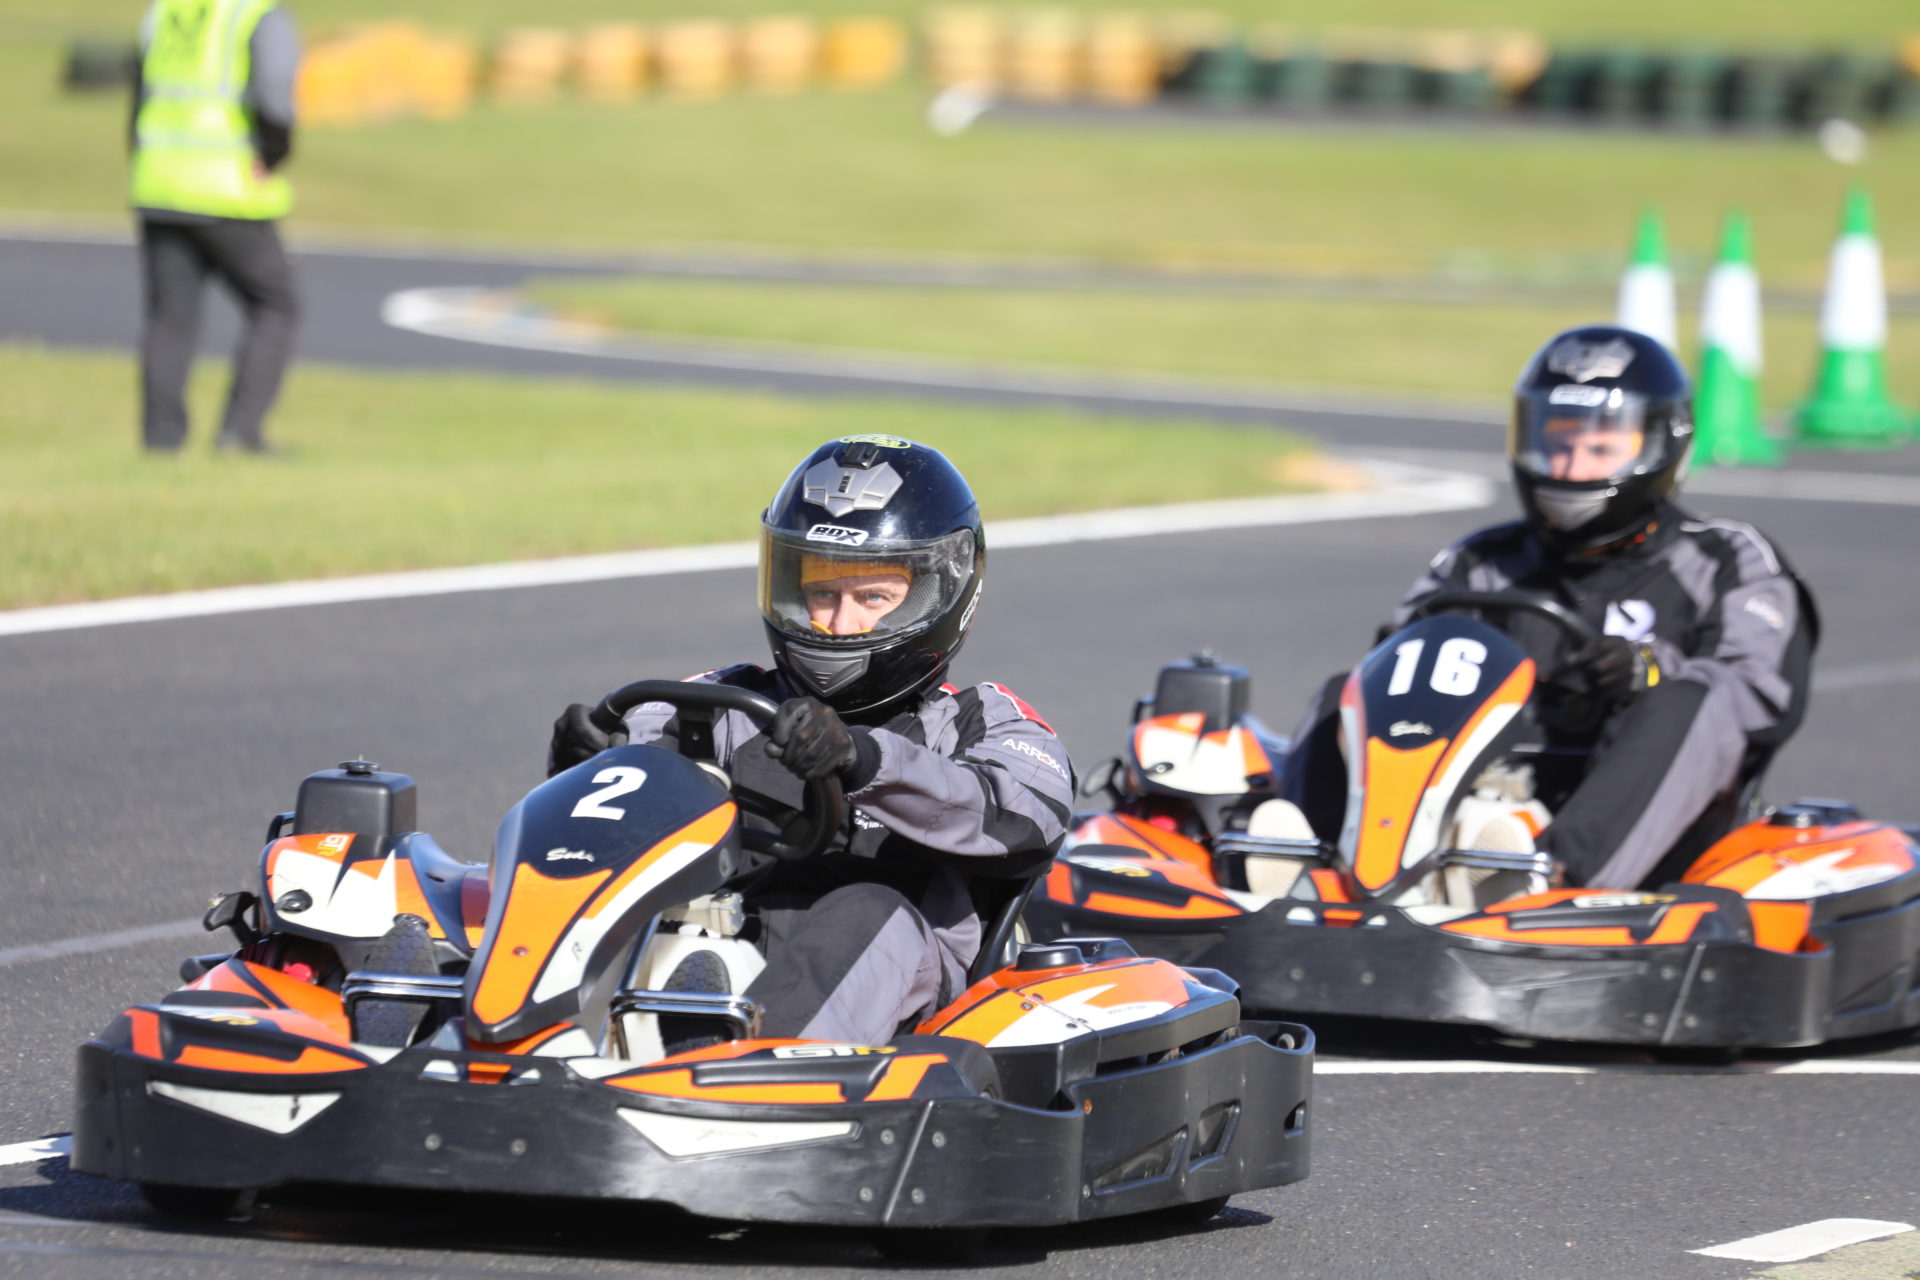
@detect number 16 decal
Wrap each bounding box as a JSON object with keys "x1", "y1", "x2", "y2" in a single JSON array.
[
  {"x1": 1385, "y1": 638, "x2": 1486, "y2": 697},
  {"x1": 572, "y1": 766, "x2": 648, "y2": 820}
]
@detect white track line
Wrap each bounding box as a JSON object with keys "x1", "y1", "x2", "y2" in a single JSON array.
[
  {"x1": 382, "y1": 285, "x2": 1503, "y2": 424},
  {"x1": 0, "y1": 919, "x2": 206, "y2": 969},
  {"x1": 0, "y1": 465, "x2": 1491, "y2": 638},
  {"x1": 0, "y1": 1136, "x2": 71, "y2": 1169},
  {"x1": 1351, "y1": 444, "x2": 1920, "y2": 508},
  {"x1": 1691, "y1": 1219, "x2": 1914, "y2": 1262}
]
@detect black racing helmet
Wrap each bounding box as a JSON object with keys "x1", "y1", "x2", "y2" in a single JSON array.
[
  {"x1": 1510, "y1": 325, "x2": 1694, "y2": 551},
  {"x1": 759, "y1": 435, "x2": 986, "y2": 717}
]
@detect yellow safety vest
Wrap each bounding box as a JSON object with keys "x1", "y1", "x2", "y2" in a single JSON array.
[{"x1": 130, "y1": 0, "x2": 293, "y2": 220}]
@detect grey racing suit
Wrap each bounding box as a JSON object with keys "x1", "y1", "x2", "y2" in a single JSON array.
[
  {"x1": 1286, "y1": 502, "x2": 1816, "y2": 887},
  {"x1": 621, "y1": 664, "x2": 1074, "y2": 1043}
]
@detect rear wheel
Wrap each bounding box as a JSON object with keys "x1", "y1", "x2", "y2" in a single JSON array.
[
  {"x1": 140, "y1": 1183, "x2": 254, "y2": 1220},
  {"x1": 1152, "y1": 1195, "x2": 1231, "y2": 1226}
]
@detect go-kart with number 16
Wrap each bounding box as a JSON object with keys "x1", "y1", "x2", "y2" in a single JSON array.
[
  {"x1": 1028, "y1": 593, "x2": 1920, "y2": 1051},
  {"x1": 73, "y1": 680, "x2": 1312, "y2": 1246}
]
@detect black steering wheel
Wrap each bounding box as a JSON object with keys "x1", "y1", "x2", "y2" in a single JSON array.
[
  {"x1": 1407, "y1": 588, "x2": 1601, "y2": 647},
  {"x1": 589, "y1": 680, "x2": 844, "y2": 861},
  {"x1": 1407, "y1": 588, "x2": 1610, "y2": 706}
]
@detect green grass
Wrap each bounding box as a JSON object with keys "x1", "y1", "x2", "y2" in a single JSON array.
[
  {"x1": 10, "y1": 67, "x2": 1919, "y2": 290},
  {"x1": 521, "y1": 275, "x2": 1920, "y2": 412},
  {"x1": 0, "y1": 344, "x2": 1321, "y2": 609},
  {"x1": 4, "y1": 2, "x2": 1918, "y2": 287}
]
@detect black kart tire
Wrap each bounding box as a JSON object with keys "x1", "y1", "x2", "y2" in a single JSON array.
[
  {"x1": 1153, "y1": 1195, "x2": 1231, "y2": 1225},
  {"x1": 140, "y1": 1183, "x2": 254, "y2": 1220},
  {"x1": 873, "y1": 1226, "x2": 990, "y2": 1264}
]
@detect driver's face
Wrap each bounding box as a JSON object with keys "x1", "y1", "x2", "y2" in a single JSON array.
[
  {"x1": 1544, "y1": 425, "x2": 1644, "y2": 482},
  {"x1": 806, "y1": 573, "x2": 911, "y2": 636}
]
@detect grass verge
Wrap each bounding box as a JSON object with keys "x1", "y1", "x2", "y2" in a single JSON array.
[
  {"x1": 0, "y1": 344, "x2": 1323, "y2": 610},
  {"x1": 521, "y1": 275, "x2": 1917, "y2": 412}
]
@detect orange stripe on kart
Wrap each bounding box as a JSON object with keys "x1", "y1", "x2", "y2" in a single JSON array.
[
  {"x1": 470, "y1": 862, "x2": 612, "y2": 1025},
  {"x1": 129, "y1": 1008, "x2": 162, "y2": 1059},
  {"x1": 1444, "y1": 918, "x2": 1637, "y2": 947},
  {"x1": 610, "y1": 1069, "x2": 844, "y2": 1105},
  {"x1": 1352, "y1": 736, "x2": 1450, "y2": 891},
  {"x1": 1683, "y1": 819, "x2": 1888, "y2": 883},
  {"x1": 1643, "y1": 901, "x2": 1716, "y2": 945},
  {"x1": 246, "y1": 963, "x2": 352, "y2": 1041},
  {"x1": 1430, "y1": 659, "x2": 1535, "y2": 787},
  {"x1": 865, "y1": 1053, "x2": 944, "y2": 1101},
  {"x1": 1748, "y1": 900, "x2": 1814, "y2": 954},
  {"x1": 1083, "y1": 889, "x2": 1239, "y2": 920},
  {"x1": 583, "y1": 804, "x2": 738, "y2": 922},
  {"x1": 173, "y1": 1043, "x2": 366, "y2": 1075},
  {"x1": 1308, "y1": 868, "x2": 1352, "y2": 903}
]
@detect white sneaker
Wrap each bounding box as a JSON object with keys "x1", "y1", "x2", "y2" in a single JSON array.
[
  {"x1": 1245, "y1": 798, "x2": 1315, "y2": 840},
  {"x1": 1464, "y1": 813, "x2": 1537, "y2": 855}
]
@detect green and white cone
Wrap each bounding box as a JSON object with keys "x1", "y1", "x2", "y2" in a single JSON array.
[
  {"x1": 1615, "y1": 207, "x2": 1677, "y2": 353},
  {"x1": 1795, "y1": 186, "x2": 1914, "y2": 448},
  {"x1": 1695, "y1": 209, "x2": 1780, "y2": 466}
]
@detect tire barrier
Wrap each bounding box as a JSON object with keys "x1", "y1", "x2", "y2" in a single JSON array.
[{"x1": 65, "y1": 15, "x2": 1919, "y2": 133}]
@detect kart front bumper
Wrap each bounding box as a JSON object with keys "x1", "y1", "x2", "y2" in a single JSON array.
[
  {"x1": 1029, "y1": 894, "x2": 1920, "y2": 1049},
  {"x1": 73, "y1": 1023, "x2": 1311, "y2": 1228}
]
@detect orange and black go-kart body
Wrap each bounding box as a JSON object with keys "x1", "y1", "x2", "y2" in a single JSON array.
[
  {"x1": 74, "y1": 681, "x2": 1311, "y2": 1232},
  {"x1": 1027, "y1": 618, "x2": 1920, "y2": 1050}
]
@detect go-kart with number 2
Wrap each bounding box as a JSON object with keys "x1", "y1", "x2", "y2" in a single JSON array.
[
  {"x1": 1029, "y1": 593, "x2": 1920, "y2": 1050},
  {"x1": 73, "y1": 680, "x2": 1312, "y2": 1240}
]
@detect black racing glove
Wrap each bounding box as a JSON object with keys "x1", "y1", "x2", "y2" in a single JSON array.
[
  {"x1": 548, "y1": 703, "x2": 627, "y2": 777},
  {"x1": 766, "y1": 697, "x2": 879, "y2": 787},
  {"x1": 1573, "y1": 636, "x2": 1660, "y2": 701}
]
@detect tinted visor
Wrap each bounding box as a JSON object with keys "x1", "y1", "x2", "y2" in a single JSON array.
[
  {"x1": 1511, "y1": 386, "x2": 1667, "y2": 485},
  {"x1": 760, "y1": 526, "x2": 975, "y2": 642}
]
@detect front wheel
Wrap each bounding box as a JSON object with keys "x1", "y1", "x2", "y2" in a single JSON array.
[
  {"x1": 140, "y1": 1183, "x2": 255, "y2": 1221},
  {"x1": 1151, "y1": 1195, "x2": 1231, "y2": 1226}
]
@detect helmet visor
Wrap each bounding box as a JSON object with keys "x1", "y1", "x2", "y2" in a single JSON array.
[
  {"x1": 1512, "y1": 386, "x2": 1668, "y2": 485},
  {"x1": 760, "y1": 527, "x2": 976, "y2": 644}
]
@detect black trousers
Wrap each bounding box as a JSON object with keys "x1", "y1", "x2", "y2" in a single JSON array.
[
  {"x1": 744, "y1": 882, "x2": 959, "y2": 1043},
  {"x1": 138, "y1": 216, "x2": 300, "y2": 451}
]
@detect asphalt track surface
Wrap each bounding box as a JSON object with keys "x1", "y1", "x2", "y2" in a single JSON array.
[{"x1": 5, "y1": 234, "x2": 1920, "y2": 1279}]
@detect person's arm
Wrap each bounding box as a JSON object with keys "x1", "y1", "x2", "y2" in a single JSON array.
[
  {"x1": 246, "y1": 5, "x2": 299, "y2": 171},
  {"x1": 848, "y1": 685, "x2": 1074, "y2": 874},
  {"x1": 1642, "y1": 522, "x2": 1807, "y2": 736},
  {"x1": 1388, "y1": 539, "x2": 1476, "y2": 630}
]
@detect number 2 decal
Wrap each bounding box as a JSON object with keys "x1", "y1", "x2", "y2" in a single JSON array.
[
  {"x1": 571, "y1": 766, "x2": 647, "y2": 820},
  {"x1": 1384, "y1": 638, "x2": 1487, "y2": 697}
]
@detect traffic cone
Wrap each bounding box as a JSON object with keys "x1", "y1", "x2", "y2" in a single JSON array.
[
  {"x1": 1616, "y1": 207, "x2": 1677, "y2": 353},
  {"x1": 1694, "y1": 209, "x2": 1780, "y2": 465},
  {"x1": 1794, "y1": 186, "x2": 1914, "y2": 448}
]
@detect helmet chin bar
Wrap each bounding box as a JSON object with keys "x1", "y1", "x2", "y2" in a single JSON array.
[
  {"x1": 784, "y1": 644, "x2": 871, "y2": 697},
  {"x1": 1530, "y1": 484, "x2": 1614, "y2": 530}
]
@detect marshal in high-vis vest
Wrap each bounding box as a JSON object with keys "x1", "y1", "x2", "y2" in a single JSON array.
[{"x1": 130, "y1": 0, "x2": 302, "y2": 453}]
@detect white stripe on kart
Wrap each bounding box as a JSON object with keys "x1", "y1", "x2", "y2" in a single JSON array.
[
  {"x1": 1691, "y1": 1218, "x2": 1914, "y2": 1262},
  {"x1": 0, "y1": 466, "x2": 1491, "y2": 638},
  {"x1": 0, "y1": 1136, "x2": 70, "y2": 1169}
]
